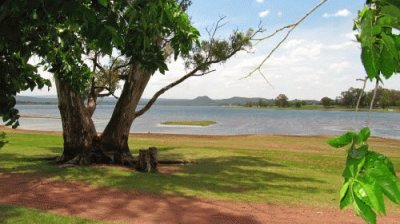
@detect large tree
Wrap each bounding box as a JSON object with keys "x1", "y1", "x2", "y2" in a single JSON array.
[{"x1": 0, "y1": 0, "x2": 257, "y2": 165}]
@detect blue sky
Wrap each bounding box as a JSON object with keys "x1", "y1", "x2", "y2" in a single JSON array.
[{"x1": 24, "y1": 0, "x2": 399, "y2": 100}]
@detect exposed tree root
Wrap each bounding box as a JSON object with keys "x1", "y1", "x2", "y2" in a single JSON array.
[{"x1": 47, "y1": 147, "x2": 194, "y2": 171}]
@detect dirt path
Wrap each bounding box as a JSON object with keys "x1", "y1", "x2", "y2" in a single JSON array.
[{"x1": 0, "y1": 173, "x2": 399, "y2": 224}]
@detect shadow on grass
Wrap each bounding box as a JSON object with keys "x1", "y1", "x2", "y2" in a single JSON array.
[
  {"x1": 0, "y1": 204, "x2": 97, "y2": 224},
  {"x1": 0, "y1": 173, "x2": 262, "y2": 224},
  {"x1": 0, "y1": 144, "x2": 329, "y2": 223},
  {"x1": 0, "y1": 149, "x2": 325, "y2": 202}
]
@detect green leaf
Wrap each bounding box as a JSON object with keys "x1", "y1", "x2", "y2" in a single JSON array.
[
  {"x1": 361, "y1": 46, "x2": 380, "y2": 80},
  {"x1": 365, "y1": 152, "x2": 400, "y2": 204},
  {"x1": 343, "y1": 155, "x2": 366, "y2": 178},
  {"x1": 359, "y1": 127, "x2": 371, "y2": 142},
  {"x1": 98, "y1": 0, "x2": 108, "y2": 7},
  {"x1": 380, "y1": 33, "x2": 398, "y2": 78},
  {"x1": 327, "y1": 132, "x2": 355, "y2": 148},
  {"x1": 340, "y1": 188, "x2": 352, "y2": 209},
  {"x1": 377, "y1": 14, "x2": 400, "y2": 30},
  {"x1": 383, "y1": 0, "x2": 400, "y2": 9},
  {"x1": 381, "y1": 5, "x2": 400, "y2": 23},
  {"x1": 353, "y1": 192, "x2": 377, "y2": 224},
  {"x1": 379, "y1": 177, "x2": 400, "y2": 205},
  {"x1": 340, "y1": 181, "x2": 350, "y2": 202},
  {"x1": 358, "y1": 177, "x2": 386, "y2": 214}
]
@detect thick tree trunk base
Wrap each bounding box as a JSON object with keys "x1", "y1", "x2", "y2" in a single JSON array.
[
  {"x1": 55, "y1": 149, "x2": 136, "y2": 167},
  {"x1": 51, "y1": 146, "x2": 192, "y2": 169}
]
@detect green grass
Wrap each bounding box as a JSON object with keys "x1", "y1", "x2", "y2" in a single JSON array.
[
  {"x1": 0, "y1": 205, "x2": 99, "y2": 224},
  {"x1": 0, "y1": 131, "x2": 399, "y2": 213},
  {"x1": 160, "y1": 120, "x2": 216, "y2": 126}
]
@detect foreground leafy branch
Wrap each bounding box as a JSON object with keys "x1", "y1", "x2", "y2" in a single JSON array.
[
  {"x1": 329, "y1": 0, "x2": 400, "y2": 223},
  {"x1": 328, "y1": 128, "x2": 400, "y2": 224}
]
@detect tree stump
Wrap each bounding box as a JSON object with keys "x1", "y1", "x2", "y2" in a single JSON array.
[
  {"x1": 149, "y1": 147, "x2": 158, "y2": 171},
  {"x1": 136, "y1": 147, "x2": 158, "y2": 172}
]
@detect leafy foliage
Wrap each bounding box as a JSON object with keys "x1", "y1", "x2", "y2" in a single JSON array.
[
  {"x1": 328, "y1": 129, "x2": 400, "y2": 224},
  {"x1": 184, "y1": 28, "x2": 254, "y2": 72},
  {"x1": 355, "y1": 0, "x2": 400, "y2": 80},
  {"x1": 330, "y1": 1, "x2": 400, "y2": 222},
  {"x1": 320, "y1": 97, "x2": 334, "y2": 108},
  {"x1": 0, "y1": 0, "x2": 199, "y2": 127},
  {"x1": 274, "y1": 94, "x2": 289, "y2": 107}
]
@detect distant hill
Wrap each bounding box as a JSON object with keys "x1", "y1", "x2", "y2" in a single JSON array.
[
  {"x1": 16, "y1": 96, "x2": 58, "y2": 104},
  {"x1": 16, "y1": 95, "x2": 319, "y2": 106}
]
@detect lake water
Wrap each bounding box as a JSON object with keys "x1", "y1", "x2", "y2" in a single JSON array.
[{"x1": 11, "y1": 104, "x2": 400, "y2": 139}]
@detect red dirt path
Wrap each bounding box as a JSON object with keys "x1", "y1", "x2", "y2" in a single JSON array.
[{"x1": 0, "y1": 173, "x2": 399, "y2": 224}]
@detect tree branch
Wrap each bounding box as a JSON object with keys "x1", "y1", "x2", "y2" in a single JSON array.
[
  {"x1": 355, "y1": 76, "x2": 368, "y2": 112},
  {"x1": 94, "y1": 86, "x2": 119, "y2": 99},
  {"x1": 134, "y1": 68, "x2": 201, "y2": 118},
  {"x1": 93, "y1": 60, "x2": 106, "y2": 74},
  {"x1": 134, "y1": 18, "x2": 263, "y2": 118},
  {"x1": 243, "y1": 0, "x2": 329, "y2": 79}
]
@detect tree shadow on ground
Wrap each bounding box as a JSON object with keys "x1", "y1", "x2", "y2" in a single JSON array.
[
  {"x1": 0, "y1": 150, "x2": 326, "y2": 198},
  {"x1": 0, "y1": 146, "x2": 329, "y2": 223},
  {"x1": 0, "y1": 173, "x2": 263, "y2": 224}
]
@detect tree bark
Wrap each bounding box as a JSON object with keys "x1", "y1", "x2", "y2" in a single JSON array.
[
  {"x1": 55, "y1": 76, "x2": 100, "y2": 164},
  {"x1": 100, "y1": 63, "x2": 151, "y2": 165}
]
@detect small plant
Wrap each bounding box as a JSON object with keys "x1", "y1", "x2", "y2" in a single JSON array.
[{"x1": 328, "y1": 128, "x2": 400, "y2": 224}]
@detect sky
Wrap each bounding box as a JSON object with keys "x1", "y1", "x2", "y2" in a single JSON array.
[{"x1": 23, "y1": 0, "x2": 400, "y2": 100}]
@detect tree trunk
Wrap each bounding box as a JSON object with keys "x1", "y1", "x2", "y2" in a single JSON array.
[
  {"x1": 55, "y1": 76, "x2": 101, "y2": 164},
  {"x1": 100, "y1": 63, "x2": 151, "y2": 165}
]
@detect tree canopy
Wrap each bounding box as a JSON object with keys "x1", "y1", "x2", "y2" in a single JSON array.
[{"x1": 0, "y1": 0, "x2": 199, "y2": 128}]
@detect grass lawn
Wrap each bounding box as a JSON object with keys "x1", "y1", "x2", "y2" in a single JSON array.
[
  {"x1": 0, "y1": 205, "x2": 99, "y2": 224},
  {"x1": 0, "y1": 131, "x2": 399, "y2": 222},
  {"x1": 160, "y1": 120, "x2": 216, "y2": 126}
]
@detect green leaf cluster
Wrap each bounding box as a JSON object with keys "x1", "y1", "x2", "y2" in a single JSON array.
[
  {"x1": 328, "y1": 128, "x2": 400, "y2": 224},
  {"x1": 184, "y1": 29, "x2": 254, "y2": 72},
  {"x1": 0, "y1": 0, "x2": 200, "y2": 127},
  {"x1": 355, "y1": 0, "x2": 400, "y2": 80}
]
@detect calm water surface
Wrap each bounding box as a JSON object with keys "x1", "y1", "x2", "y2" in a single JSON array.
[{"x1": 13, "y1": 104, "x2": 400, "y2": 139}]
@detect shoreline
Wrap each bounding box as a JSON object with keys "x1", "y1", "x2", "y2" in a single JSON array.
[
  {"x1": 223, "y1": 105, "x2": 400, "y2": 113},
  {"x1": 1, "y1": 125, "x2": 399, "y2": 141}
]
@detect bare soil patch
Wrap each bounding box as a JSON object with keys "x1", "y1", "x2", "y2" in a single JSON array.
[{"x1": 0, "y1": 173, "x2": 399, "y2": 224}]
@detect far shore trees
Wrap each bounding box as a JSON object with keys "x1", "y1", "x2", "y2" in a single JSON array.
[
  {"x1": 320, "y1": 97, "x2": 333, "y2": 108},
  {"x1": 275, "y1": 94, "x2": 289, "y2": 108}
]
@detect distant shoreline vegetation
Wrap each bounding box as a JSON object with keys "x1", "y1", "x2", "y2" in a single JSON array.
[
  {"x1": 229, "y1": 104, "x2": 400, "y2": 113},
  {"x1": 16, "y1": 86, "x2": 400, "y2": 113},
  {"x1": 160, "y1": 120, "x2": 216, "y2": 127}
]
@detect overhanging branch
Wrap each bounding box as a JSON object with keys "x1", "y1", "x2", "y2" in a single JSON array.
[
  {"x1": 243, "y1": 0, "x2": 329, "y2": 80},
  {"x1": 134, "y1": 68, "x2": 218, "y2": 118}
]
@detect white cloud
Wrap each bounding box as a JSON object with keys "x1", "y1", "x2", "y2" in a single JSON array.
[
  {"x1": 323, "y1": 9, "x2": 351, "y2": 18},
  {"x1": 324, "y1": 41, "x2": 357, "y2": 50},
  {"x1": 259, "y1": 10, "x2": 270, "y2": 18},
  {"x1": 329, "y1": 61, "x2": 351, "y2": 73},
  {"x1": 283, "y1": 39, "x2": 322, "y2": 60},
  {"x1": 277, "y1": 11, "x2": 283, "y2": 17},
  {"x1": 256, "y1": 0, "x2": 265, "y2": 3}
]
